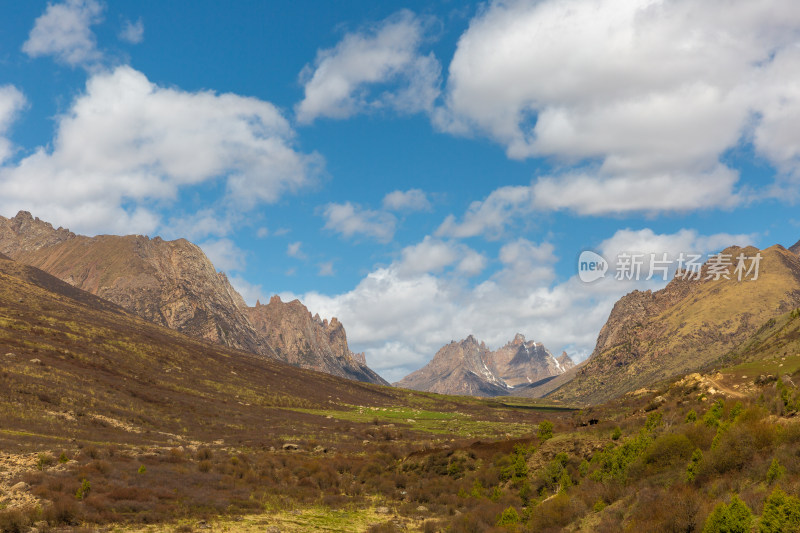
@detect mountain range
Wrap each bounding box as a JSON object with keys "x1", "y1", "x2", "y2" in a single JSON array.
[
  {"x1": 0, "y1": 211, "x2": 387, "y2": 385},
  {"x1": 7, "y1": 209, "x2": 800, "y2": 407},
  {"x1": 395, "y1": 333, "x2": 574, "y2": 396}
]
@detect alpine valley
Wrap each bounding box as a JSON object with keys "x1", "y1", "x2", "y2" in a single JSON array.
[{"x1": 5, "y1": 213, "x2": 800, "y2": 532}]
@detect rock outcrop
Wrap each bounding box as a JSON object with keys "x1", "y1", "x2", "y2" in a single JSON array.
[
  {"x1": 248, "y1": 296, "x2": 388, "y2": 384},
  {"x1": 0, "y1": 211, "x2": 386, "y2": 384}
]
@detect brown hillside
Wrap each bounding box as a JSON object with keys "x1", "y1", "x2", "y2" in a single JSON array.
[
  {"x1": 550, "y1": 244, "x2": 800, "y2": 404},
  {"x1": 0, "y1": 211, "x2": 386, "y2": 384}
]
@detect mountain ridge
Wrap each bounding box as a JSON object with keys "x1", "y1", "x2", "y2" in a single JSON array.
[
  {"x1": 395, "y1": 333, "x2": 573, "y2": 397},
  {"x1": 550, "y1": 243, "x2": 800, "y2": 404},
  {"x1": 0, "y1": 210, "x2": 386, "y2": 385}
]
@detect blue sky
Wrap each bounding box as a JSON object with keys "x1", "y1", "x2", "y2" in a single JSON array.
[{"x1": 1, "y1": 1, "x2": 800, "y2": 381}]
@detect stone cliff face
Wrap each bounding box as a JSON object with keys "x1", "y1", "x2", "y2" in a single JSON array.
[
  {"x1": 395, "y1": 333, "x2": 570, "y2": 397},
  {"x1": 395, "y1": 335, "x2": 508, "y2": 396},
  {"x1": 550, "y1": 243, "x2": 800, "y2": 405},
  {"x1": 247, "y1": 296, "x2": 388, "y2": 384},
  {"x1": 0, "y1": 211, "x2": 386, "y2": 385},
  {"x1": 492, "y1": 333, "x2": 567, "y2": 387},
  {"x1": 557, "y1": 351, "x2": 576, "y2": 371}
]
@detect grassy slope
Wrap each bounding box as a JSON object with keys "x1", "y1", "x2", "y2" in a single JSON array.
[
  {"x1": 6, "y1": 250, "x2": 800, "y2": 531},
  {"x1": 0, "y1": 254, "x2": 570, "y2": 453}
]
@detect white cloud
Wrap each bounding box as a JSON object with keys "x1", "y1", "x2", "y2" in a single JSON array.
[
  {"x1": 256, "y1": 227, "x2": 269, "y2": 238},
  {"x1": 295, "y1": 10, "x2": 441, "y2": 123},
  {"x1": 23, "y1": 0, "x2": 104, "y2": 68},
  {"x1": 398, "y1": 236, "x2": 459, "y2": 275},
  {"x1": 229, "y1": 274, "x2": 269, "y2": 306},
  {"x1": 119, "y1": 18, "x2": 144, "y2": 44},
  {"x1": 436, "y1": 185, "x2": 531, "y2": 238},
  {"x1": 299, "y1": 227, "x2": 752, "y2": 382},
  {"x1": 531, "y1": 166, "x2": 741, "y2": 215},
  {"x1": 321, "y1": 202, "x2": 396, "y2": 243},
  {"x1": 0, "y1": 66, "x2": 320, "y2": 235},
  {"x1": 383, "y1": 188, "x2": 431, "y2": 211},
  {"x1": 397, "y1": 236, "x2": 487, "y2": 278},
  {"x1": 164, "y1": 209, "x2": 235, "y2": 241},
  {"x1": 199, "y1": 238, "x2": 246, "y2": 273},
  {"x1": 286, "y1": 241, "x2": 305, "y2": 259},
  {"x1": 434, "y1": 0, "x2": 800, "y2": 213},
  {"x1": 0, "y1": 86, "x2": 27, "y2": 165},
  {"x1": 318, "y1": 261, "x2": 335, "y2": 277}
]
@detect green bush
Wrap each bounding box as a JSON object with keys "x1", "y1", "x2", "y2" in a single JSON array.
[
  {"x1": 538, "y1": 420, "x2": 554, "y2": 441},
  {"x1": 686, "y1": 409, "x2": 697, "y2": 423},
  {"x1": 686, "y1": 448, "x2": 702, "y2": 482},
  {"x1": 496, "y1": 506, "x2": 520, "y2": 526},
  {"x1": 75, "y1": 478, "x2": 90, "y2": 500},
  {"x1": 760, "y1": 488, "x2": 800, "y2": 533},
  {"x1": 702, "y1": 495, "x2": 752, "y2": 533},
  {"x1": 766, "y1": 458, "x2": 784, "y2": 485},
  {"x1": 644, "y1": 433, "x2": 694, "y2": 468},
  {"x1": 703, "y1": 400, "x2": 724, "y2": 428}
]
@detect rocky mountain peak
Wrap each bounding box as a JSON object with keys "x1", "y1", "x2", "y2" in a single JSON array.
[
  {"x1": 0, "y1": 212, "x2": 388, "y2": 385},
  {"x1": 396, "y1": 333, "x2": 570, "y2": 397},
  {"x1": 0, "y1": 211, "x2": 75, "y2": 256},
  {"x1": 246, "y1": 295, "x2": 387, "y2": 385}
]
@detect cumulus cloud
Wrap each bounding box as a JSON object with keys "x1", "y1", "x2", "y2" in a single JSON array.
[
  {"x1": 199, "y1": 238, "x2": 246, "y2": 272},
  {"x1": 436, "y1": 185, "x2": 531, "y2": 239},
  {"x1": 119, "y1": 18, "x2": 144, "y2": 44},
  {"x1": 531, "y1": 166, "x2": 742, "y2": 215},
  {"x1": 164, "y1": 209, "x2": 236, "y2": 241},
  {"x1": 0, "y1": 86, "x2": 27, "y2": 165},
  {"x1": 397, "y1": 236, "x2": 486, "y2": 277},
  {"x1": 298, "y1": 227, "x2": 753, "y2": 381},
  {"x1": 321, "y1": 202, "x2": 396, "y2": 243},
  {"x1": 23, "y1": 0, "x2": 104, "y2": 68},
  {"x1": 295, "y1": 10, "x2": 441, "y2": 123},
  {"x1": 0, "y1": 66, "x2": 320, "y2": 235},
  {"x1": 383, "y1": 188, "x2": 431, "y2": 211},
  {"x1": 434, "y1": 0, "x2": 800, "y2": 213}
]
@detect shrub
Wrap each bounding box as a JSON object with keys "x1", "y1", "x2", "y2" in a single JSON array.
[
  {"x1": 0, "y1": 506, "x2": 35, "y2": 533},
  {"x1": 686, "y1": 409, "x2": 697, "y2": 423},
  {"x1": 611, "y1": 427, "x2": 622, "y2": 440},
  {"x1": 538, "y1": 421, "x2": 554, "y2": 441},
  {"x1": 496, "y1": 506, "x2": 520, "y2": 526},
  {"x1": 36, "y1": 453, "x2": 54, "y2": 471},
  {"x1": 766, "y1": 458, "x2": 784, "y2": 485},
  {"x1": 703, "y1": 400, "x2": 724, "y2": 428},
  {"x1": 643, "y1": 433, "x2": 694, "y2": 468},
  {"x1": 702, "y1": 495, "x2": 752, "y2": 533},
  {"x1": 686, "y1": 448, "x2": 702, "y2": 482},
  {"x1": 75, "y1": 478, "x2": 91, "y2": 500},
  {"x1": 760, "y1": 488, "x2": 800, "y2": 533}
]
